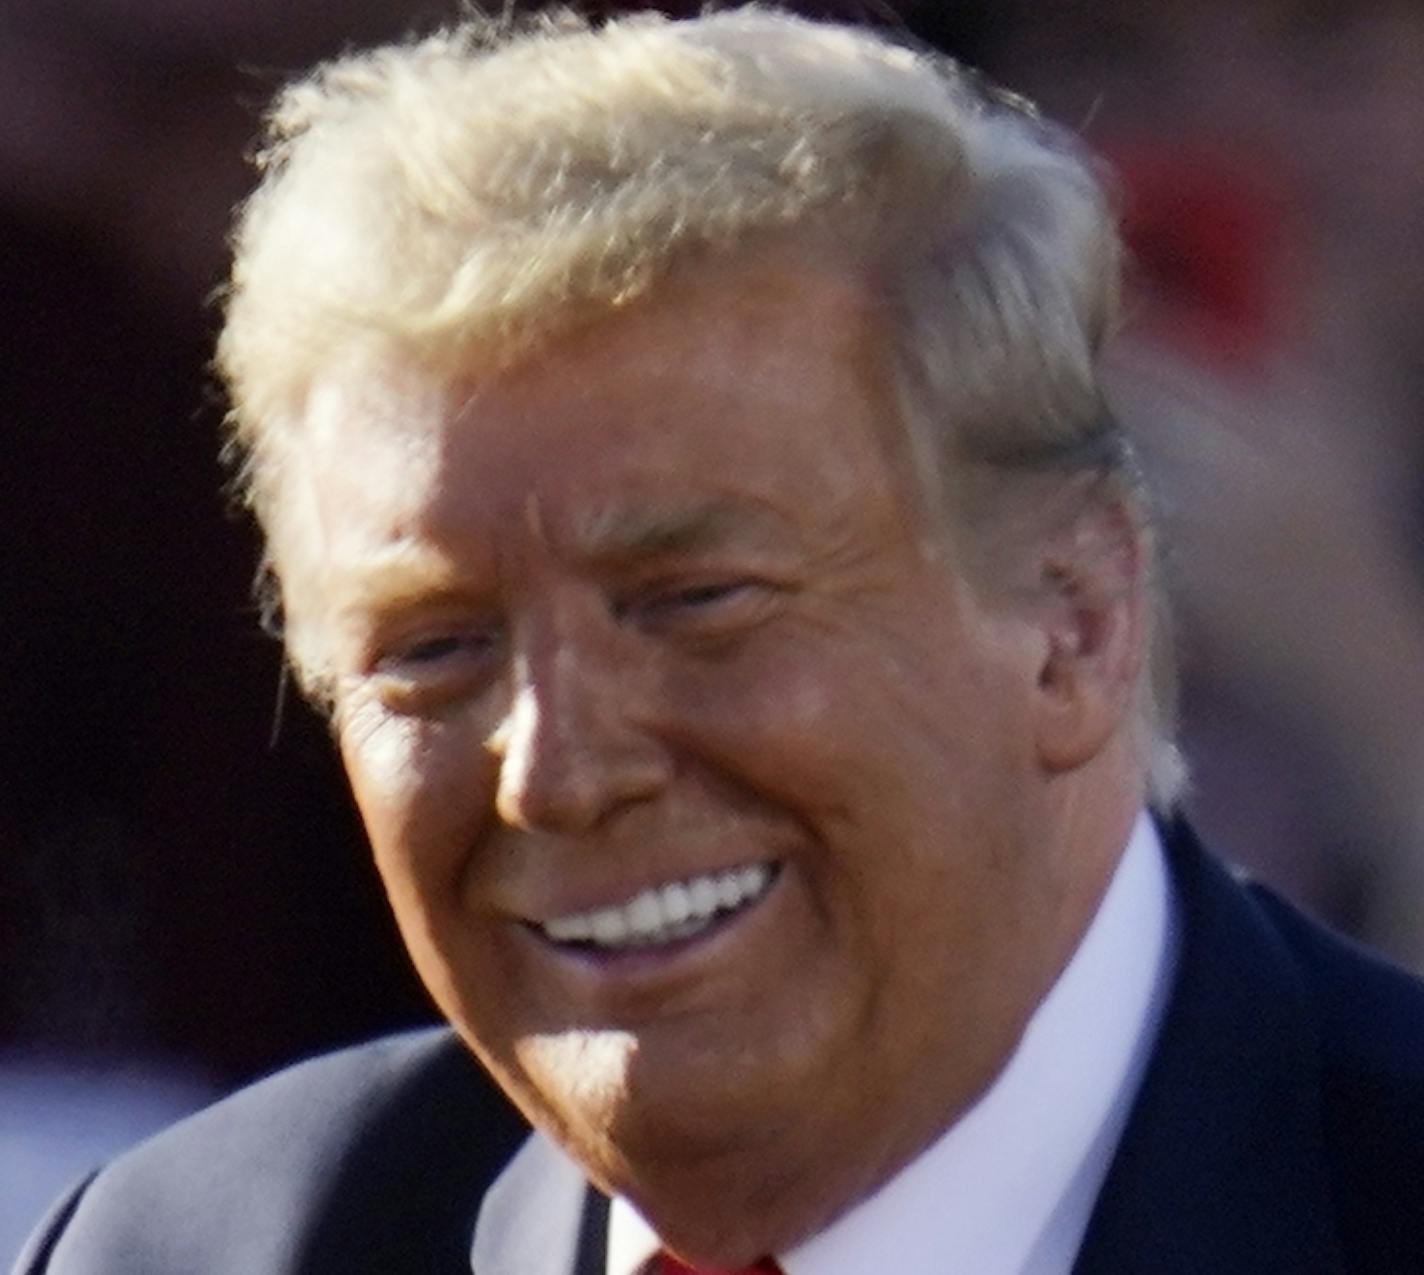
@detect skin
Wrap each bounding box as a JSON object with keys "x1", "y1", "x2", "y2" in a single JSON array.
[{"x1": 281, "y1": 247, "x2": 1146, "y2": 1265}]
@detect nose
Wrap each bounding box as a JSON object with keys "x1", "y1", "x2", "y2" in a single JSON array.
[{"x1": 491, "y1": 625, "x2": 673, "y2": 834}]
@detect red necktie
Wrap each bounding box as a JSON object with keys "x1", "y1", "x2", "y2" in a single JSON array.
[{"x1": 652, "y1": 1256, "x2": 782, "y2": 1275}]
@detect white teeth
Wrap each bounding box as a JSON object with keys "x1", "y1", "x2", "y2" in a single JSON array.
[
  {"x1": 627, "y1": 891, "x2": 662, "y2": 936},
  {"x1": 690, "y1": 877, "x2": 719, "y2": 916},
  {"x1": 543, "y1": 914, "x2": 593, "y2": 943},
  {"x1": 662, "y1": 883, "x2": 691, "y2": 926},
  {"x1": 591, "y1": 909, "x2": 628, "y2": 946},
  {"x1": 540, "y1": 863, "x2": 774, "y2": 951}
]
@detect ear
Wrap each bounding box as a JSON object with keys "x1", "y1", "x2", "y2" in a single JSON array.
[{"x1": 1029, "y1": 499, "x2": 1148, "y2": 775}]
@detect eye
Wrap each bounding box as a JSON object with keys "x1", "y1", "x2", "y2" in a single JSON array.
[
  {"x1": 621, "y1": 577, "x2": 775, "y2": 634},
  {"x1": 368, "y1": 623, "x2": 504, "y2": 710},
  {"x1": 660, "y1": 581, "x2": 751, "y2": 610},
  {"x1": 394, "y1": 634, "x2": 473, "y2": 666}
]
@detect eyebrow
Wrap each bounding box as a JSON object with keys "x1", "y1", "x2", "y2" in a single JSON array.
[
  {"x1": 326, "y1": 497, "x2": 793, "y2": 622},
  {"x1": 328, "y1": 543, "x2": 468, "y2": 620},
  {"x1": 562, "y1": 496, "x2": 791, "y2": 564}
]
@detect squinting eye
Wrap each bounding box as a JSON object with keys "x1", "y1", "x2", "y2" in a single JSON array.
[
  {"x1": 623, "y1": 578, "x2": 773, "y2": 633},
  {"x1": 400, "y1": 635, "x2": 467, "y2": 664},
  {"x1": 632, "y1": 580, "x2": 752, "y2": 617},
  {"x1": 377, "y1": 626, "x2": 500, "y2": 677},
  {"x1": 666, "y1": 582, "x2": 748, "y2": 609},
  {"x1": 367, "y1": 625, "x2": 504, "y2": 714}
]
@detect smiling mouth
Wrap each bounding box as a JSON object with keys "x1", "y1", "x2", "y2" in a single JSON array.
[{"x1": 533, "y1": 862, "x2": 779, "y2": 952}]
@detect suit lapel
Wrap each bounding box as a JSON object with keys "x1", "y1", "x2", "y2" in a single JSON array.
[
  {"x1": 471, "y1": 1131, "x2": 598, "y2": 1274},
  {"x1": 1073, "y1": 820, "x2": 1346, "y2": 1273}
]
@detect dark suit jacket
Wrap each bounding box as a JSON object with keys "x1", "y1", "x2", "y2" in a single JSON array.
[{"x1": 16, "y1": 821, "x2": 1424, "y2": 1273}]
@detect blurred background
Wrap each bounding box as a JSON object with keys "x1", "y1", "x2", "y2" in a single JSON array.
[{"x1": 4, "y1": 0, "x2": 1423, "y2": 1257}]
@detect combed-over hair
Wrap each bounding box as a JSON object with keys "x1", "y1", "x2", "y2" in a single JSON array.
[{"x1": 216, "y1": 5, "x2": 1185, "y2": 803}]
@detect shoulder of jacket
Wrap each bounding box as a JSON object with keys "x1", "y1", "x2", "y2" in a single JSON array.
[{"x1": 16, "y1": 1027, "x2": 526, "y2": 1274}]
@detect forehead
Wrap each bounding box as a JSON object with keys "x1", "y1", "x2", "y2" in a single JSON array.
[{"x1": 282, "y1": 250, "x2": 910, "y2": 598}]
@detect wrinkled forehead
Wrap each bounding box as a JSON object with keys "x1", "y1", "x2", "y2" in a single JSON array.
[{"x1": 268, "y1": 243, "x2": 916, "y2": 594}]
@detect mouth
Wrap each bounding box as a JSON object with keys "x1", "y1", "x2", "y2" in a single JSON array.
[{"x1": 530, "y1": 861, "x2": 780, "y2": 953}]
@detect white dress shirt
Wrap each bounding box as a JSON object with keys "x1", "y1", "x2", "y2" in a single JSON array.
[{"x1": 474, "y1": 814, "x2": 1177, "y2": 1275}]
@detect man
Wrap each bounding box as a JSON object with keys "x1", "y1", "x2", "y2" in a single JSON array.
[{"x1": 17, "y1": 8, "x2": 1424, "y2": 1273}]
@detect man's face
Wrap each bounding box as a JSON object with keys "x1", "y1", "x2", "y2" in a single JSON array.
[{"x1": 291, "y1": 252, "x2": 1093, "y2": 1243}]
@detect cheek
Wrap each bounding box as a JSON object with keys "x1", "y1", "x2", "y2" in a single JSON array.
[
  {"x1": 340, "y1": 707, "x2": 495, "y2": 889},
  {"x1": 672, "y1": 618, "x2": 1040, "y2": 934},
  {"x1": 664, "y1": 632, "x2": 854, "y2": 814},
  {"x1": 668, "y1": 616, "x2": 972, "y2": 807}
]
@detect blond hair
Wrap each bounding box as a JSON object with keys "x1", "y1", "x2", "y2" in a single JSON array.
[{"x1": 217, "y1": 6, "x2": 1184, "y2": 803}]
